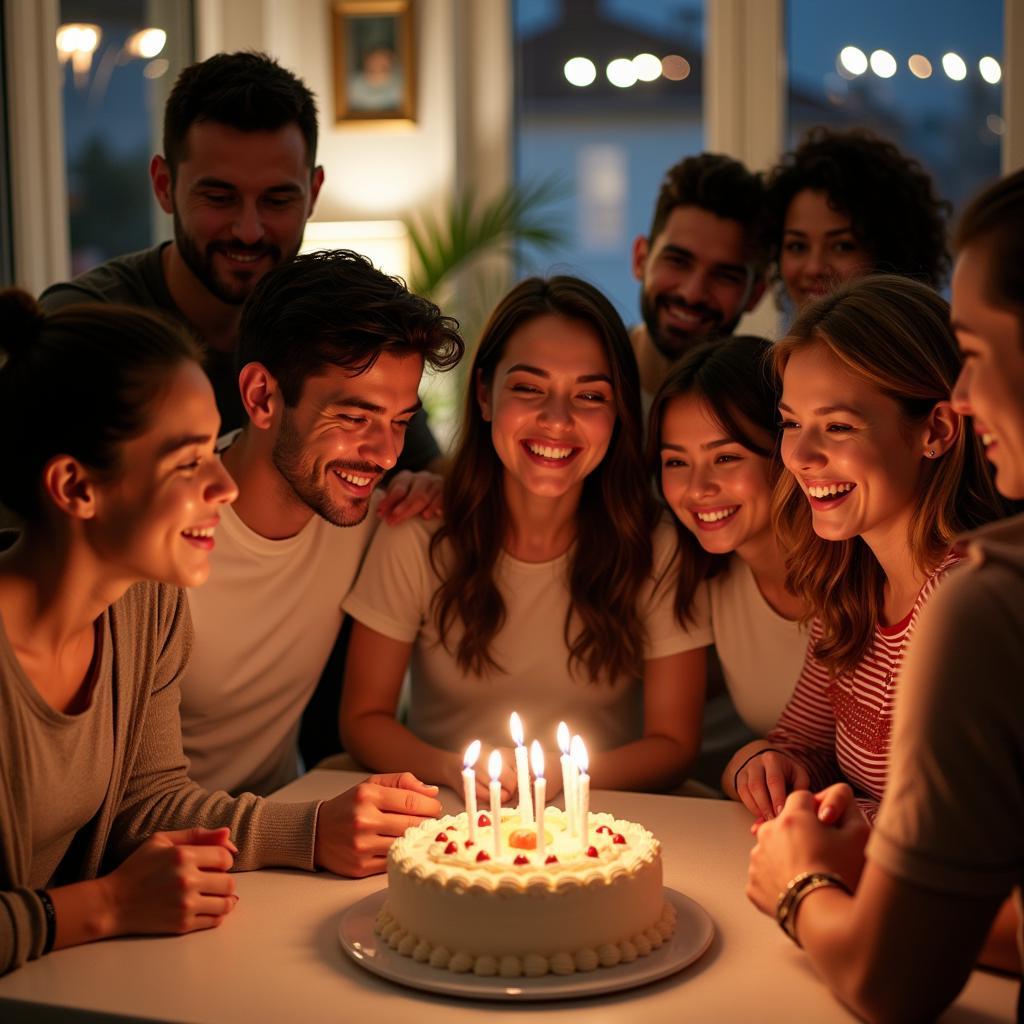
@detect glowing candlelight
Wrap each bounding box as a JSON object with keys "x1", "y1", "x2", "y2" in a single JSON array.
[
  {"x1": 571, "y1": 735, "x2": 590, "y2": 851},
  {"x1": 557, "y1": 721, "x2": 576, "y2": 836},
  {"x1": 530, "y1": 740, "x2": 546, "y2": 860},
  {"x1": 488, "y1": 749, "x2": 503, "y2": 859},
  {"x1": 462, "y1": 740, "x2": 481, "y2": 844},
  {"x1": 509, "y1": 711, "x2": 533, "y2": 826}
]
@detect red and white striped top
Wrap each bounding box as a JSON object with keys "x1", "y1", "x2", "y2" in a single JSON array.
[{"x1": 767, "y1": 554, "x2": 961, "y2": 821}]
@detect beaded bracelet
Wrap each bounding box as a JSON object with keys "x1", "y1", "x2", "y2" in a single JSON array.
[
  {"x1": 775, "y1": 871, "x2": 851, "y2": 947},
  {"x1": 731, "y1": 746, "x2": 788, "y2": 795},
  {"x1": 35, "y1": 889, "x2": 56, "y2": 955}
]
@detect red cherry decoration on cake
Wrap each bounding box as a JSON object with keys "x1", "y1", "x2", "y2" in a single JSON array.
[
  {"x1": 464, "y1": 840, "x2": 475, "y2": 849},
  {"x1": 435, "y1": 832, "x2": 448, "y2": 842},
  {"x1": 513, "y1": 855, "x2": 529, "y2": 865},
  {"x1": 443, "y1": 842, "x2": 457, "y2": 854},
  {"x1": 586, "y1": 846, "x2": 599, "y2": 858},
  {"x1": 596, "y1": 825, "x2": 613, "y2": 835},
  {"x1": 478, "y1": 813, "x2": 491, "y2": 827},
  {"x1": 545, "y1": 855, "x2": 558, "y2": 864},
  {"x1": 612, "y1": 833, "x2": 626, "y2": 844},
  {"x1": 476, "y1": 850, "x2": 490, "y2": 862}
]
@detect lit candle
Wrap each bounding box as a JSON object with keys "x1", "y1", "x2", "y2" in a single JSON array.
[
  {"x1": 557, "y1": 721, "x2": 576, "y2": 837},
  {"x1": 571, "y1": 735, "x2": 590, "y2": 851},
  {"x1": 509, "y1": 712, "x2": 534, "y2": 826},
  {"x1": 462, "y1": 740, "x2": 481, "y2": 844},
  {"x1": 488, "y1": 749, "x2": 503, "y2": 859},
  {"x1": 530, "y1": 740, "x2": 546, "y2": 860}
]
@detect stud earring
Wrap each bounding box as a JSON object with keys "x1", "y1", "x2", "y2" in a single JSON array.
[{"x1": 927, "y1": 449, "x2": 936, "y2": 458}]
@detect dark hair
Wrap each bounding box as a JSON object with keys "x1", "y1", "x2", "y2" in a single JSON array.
[
  {"x1": 764, "y1": 127, "x2": 951, "y2": 291},
  {"x1": 954, "y1": 168, "x2": 1024, "y2": 320},
  {"x1": 431, "y1": 276, "x2": 657, "y2": 682},
  {"x1": 0, "y1": 290, "x2": 202, "y2": 522},
  {"x1": 647, "y1": 336, "x2": 780, "y2": 624},
  {"x1": 648, "y1": 153, "x2": 767, "y2": 266},
  {"x1": 163, "y1": 51, "x2": 318, "y2": 173},
  {"x1": 771, "y1": 275, "x2": 1006, "y2": 676},
  {"x1": 237, "y1": 249, "x2": 464, "y2": 405}
]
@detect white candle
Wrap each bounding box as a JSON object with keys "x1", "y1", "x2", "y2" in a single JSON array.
[
  {"x1": 572, "y1": 735, "x2": 590, "y2": 851},
  {"x1": 488, "y1": 749, "x2": 503, "y2": 859},
  {"x1": 557, "y1": 721, "x2": 576, "y2": 837},
  {"x1": 530, "y1": 740, "x2": 546, "y2": 860},
  {"x1": 462, "y1": 740, "x2": 481, "y2": 844},
  {"x1": 509, "y1": 712, "x2": 533, "y2": 826}
]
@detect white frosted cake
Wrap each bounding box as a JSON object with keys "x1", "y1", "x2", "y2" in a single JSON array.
[{"x1": 375, "y1": 806, "x2": 676, "y2": 977}]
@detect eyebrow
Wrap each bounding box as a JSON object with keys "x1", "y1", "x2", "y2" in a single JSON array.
[
  {"x1": 192, "y1": 177, "x2": 303, "y2": 195},
  {"x1": 778, "y1": 401, "x2": 866, "y2": 417},
  {"x1": 661, "y1": 437, "x2": 739, "y2": 453},
  {"x1": 783, "y1": 227, "x2": 855, "y2": 238},
  {"x1": 659, "y1": 244, "x2": 748, "y2": 276},
  {"x1": 505, "y1": 363, "x2": 613, "y2": 385},
  {"x1": 157, "y1": 433, "x2": 213, "y2": 458},
  {"x1": 327, "y1": 396, "x2": 423, "y2": 416}
]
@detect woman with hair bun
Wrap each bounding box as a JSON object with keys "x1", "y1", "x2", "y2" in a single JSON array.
[
  {"x1": 765, "y1": 128, "x2": 951, "y2": 310},
  {"x1": 0, "y1": 292, "x2": 440, "y2": 976}
]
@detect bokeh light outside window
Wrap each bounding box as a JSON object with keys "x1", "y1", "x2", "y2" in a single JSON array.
[
  {"x1": 787, "y1": 0, "x2": 1002, "y2": 216},
  {"x1": 515, "y1": 0, "x2": 704, "y2": 323}
]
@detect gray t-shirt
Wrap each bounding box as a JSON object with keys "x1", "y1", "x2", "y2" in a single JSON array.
[{"x1": 38, "y1": 245, "x2": 442, "y2": 469}]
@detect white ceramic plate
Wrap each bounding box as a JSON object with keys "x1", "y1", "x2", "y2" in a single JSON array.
[{"x1": 338, "y1": 887, "x2": 714, "y2": 1002}]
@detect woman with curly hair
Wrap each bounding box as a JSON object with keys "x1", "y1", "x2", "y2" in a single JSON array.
[
  {"x1": 765, "y1": 128, "x2": 951, "y2": 310},
  {"x1": 340, "y1": 276, "x2": 710, "y2": 799},
  {"x1": 723, "y1": 275, "x2": 1005, "y2": 823}
]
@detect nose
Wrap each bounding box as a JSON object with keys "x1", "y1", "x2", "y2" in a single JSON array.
[
  {"x1": 679, "y1": 267, "x2": 711, "y2": 306},
  {"x1": 783, "y1": 427, "x2": 827, "y2": 473},
  {"x1": 950, "y1": 362, "x2": 974, "y2": 416},
  {"x1": 687, "y1": 462, "x2": 719, "y2": 500},
  {"x1": 803, "y1": 243, "x2": 828, "y2": 278},
  {"x1": 232, "y1": 200, "x2": 265, "y2": 246},
  {"x1": 362, "y1": 423, "x2": 399, "y2": 472},
  {"x1": 538, "y1": 390, "x2": 573, "y2": 430},
  {"x1": 207, "y1": 458, "x2": 239, "y2": 506}
]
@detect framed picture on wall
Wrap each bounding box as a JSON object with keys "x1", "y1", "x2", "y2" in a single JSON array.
[{"x1": 332, "y1": 0, "x2": 416, "y2": 125}]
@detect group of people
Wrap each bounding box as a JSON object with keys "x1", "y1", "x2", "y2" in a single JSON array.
[{"x1": 0, "y1": 49, "x2": 1020, "y2": 1022}]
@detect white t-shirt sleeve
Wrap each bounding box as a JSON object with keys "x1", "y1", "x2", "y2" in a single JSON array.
[
  {"x1": 641, "y1": 520, "x2": 713, "y2": 660},
  {"x1": 342, "y1": 518, "x2": 436, "y2": 643}
]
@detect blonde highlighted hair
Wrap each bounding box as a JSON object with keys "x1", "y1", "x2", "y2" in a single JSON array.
[{"x1": 771, "y1": 275, "x2": 1005, "y2": 676}]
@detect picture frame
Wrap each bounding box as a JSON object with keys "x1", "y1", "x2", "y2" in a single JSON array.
[{"x1": 332, "y1": 0, "x2": 416, "y2": 126}]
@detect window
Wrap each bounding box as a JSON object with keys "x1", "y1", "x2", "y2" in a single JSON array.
[
  {"x1": 58, "y1": 0, "x2": 193, "y2": 275},
  {"x1": 787, "y1": 0, "x2": 1002, "y2": 215},
  {"x1": 515, "y1": 0, "x2": 705, "y2": 322}
]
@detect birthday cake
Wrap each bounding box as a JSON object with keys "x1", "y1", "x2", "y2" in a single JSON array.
[{"x1": 375, "y1": 806, "x2": 675, "y2": 978}]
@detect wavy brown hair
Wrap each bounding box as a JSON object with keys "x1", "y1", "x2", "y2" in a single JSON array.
[
  {"x1": 647, "y1": 335, "x2": 780, "y2": 624},
  {"x1": 771, "y1": 275, "x2": 1006, "y2": 676},
  {"x1": 431, "y1": 276, "x2": 656, "y2": 682}
]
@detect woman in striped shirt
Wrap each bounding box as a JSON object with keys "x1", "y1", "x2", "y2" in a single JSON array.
[{"x1": 723, "y1": 276, "x2": 1005, "y2": 822}]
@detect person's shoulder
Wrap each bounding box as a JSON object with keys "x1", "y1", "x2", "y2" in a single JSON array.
[
  {"x1": 114, "y1": 580, "x2": 184, "y2": 621},
  {"x1": 370, "y1": 511, "x2": 442, "y2": 555},
  {"x1": 38, "y1": 246, "x2": 167, "y2": 312}
]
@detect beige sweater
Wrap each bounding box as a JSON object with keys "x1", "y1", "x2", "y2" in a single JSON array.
[{"x1": 0, "y1": 580, "x2": 320, "y2": 976}]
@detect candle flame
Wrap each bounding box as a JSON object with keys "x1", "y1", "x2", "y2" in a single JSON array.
[
  {"x1": 557, "y1": 721, "x2": 570, "y2": 754},
  {"x1": 570, "y1": 734, "x2": 589, "y2": 774},
  {"x1": 530, "y1": 739, "x2": 545, "y2": 778},
  {"x1": 509, "y1": 711, "x2": 524, "y2": 747},
  {"x1": 463, "y1": 739, "x2": 481, "y2": 769},
  {"x1": 488, "y1": 748, "x2": 503, "y2": 781}
]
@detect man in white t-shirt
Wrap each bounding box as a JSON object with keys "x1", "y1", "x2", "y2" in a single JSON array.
[{"x1": 179, "y1": 249, "x2": 464, "y2": 797}]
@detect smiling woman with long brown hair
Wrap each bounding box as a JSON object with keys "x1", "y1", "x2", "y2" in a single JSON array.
[
  {"x1": 723, "y1": 275, "x2": 1005, "y2": 822},
  {"x1": 340, "y1": 276, "x2": 710, "y2": 799}
]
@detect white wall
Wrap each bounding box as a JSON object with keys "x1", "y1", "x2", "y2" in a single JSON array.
[{"x1": 196, "y1": 0, "x2": 458, "y2": 224}]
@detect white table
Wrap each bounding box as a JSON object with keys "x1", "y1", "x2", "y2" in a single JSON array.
[{"x1": 0, "y1": 770, "x2": 1016, "y2": 1023}]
